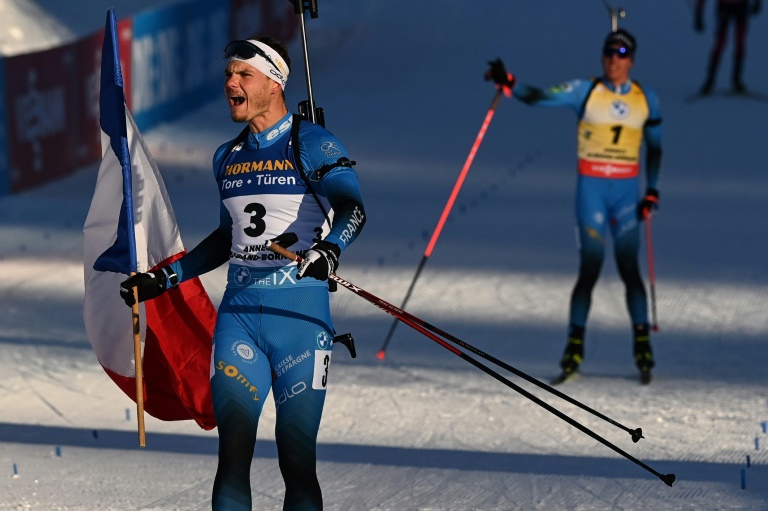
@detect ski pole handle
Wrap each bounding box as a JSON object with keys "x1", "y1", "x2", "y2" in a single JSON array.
[{"x1": 266, "y1": 240, "x2": 302, "y2": 263}]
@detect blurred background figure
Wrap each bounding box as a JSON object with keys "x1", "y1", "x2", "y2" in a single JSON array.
[
  {"x1": 506, "y1": 29, "x2": 663, "y2": 385},
  {"x1": 695, "y1": 0, "x2": 762, "y2": 94}
]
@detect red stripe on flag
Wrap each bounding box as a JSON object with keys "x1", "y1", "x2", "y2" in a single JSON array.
[{"x1": 101, "y1": 252, "x2": 217, "y2": 430}]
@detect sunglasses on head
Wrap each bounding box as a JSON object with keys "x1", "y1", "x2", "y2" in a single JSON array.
[
  {"x1": 223, "y1": 40, "x2": 280, "y2": 72},
  {"x1": 603, "y1": 46, "x2": 631, "y2": 59}
]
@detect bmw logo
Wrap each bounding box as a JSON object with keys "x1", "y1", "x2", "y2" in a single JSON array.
[
  {"x1": 316, "y1": 331, "x2": 332, "y2": 350},
  {"x1": 610, "y1": 100, "x2": 630, "y2": 120},
  {"x1": 235, "y1": 267, "x2": 251, "y2": 286}
]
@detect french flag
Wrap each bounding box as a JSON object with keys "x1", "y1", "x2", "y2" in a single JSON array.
[{"x1": 83, "y1": 8, "x2": 216, "y2": 431}]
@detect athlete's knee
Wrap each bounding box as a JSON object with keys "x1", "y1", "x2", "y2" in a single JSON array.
[{"x1": 578, "y1": 239, "x2": 603, "y2": 273}]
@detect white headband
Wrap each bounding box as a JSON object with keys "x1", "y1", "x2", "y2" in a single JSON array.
[{"x1": 227, "y1": 39, "x2": 290, "y2": 89}]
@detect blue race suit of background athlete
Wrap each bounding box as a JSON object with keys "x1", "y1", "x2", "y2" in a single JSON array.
[
  {"x1": 165, "y1": 112, "x2": 365, "y2": 511},
  {"x1": 514, "y1": 78, "x2": 662, "y2": 329}
]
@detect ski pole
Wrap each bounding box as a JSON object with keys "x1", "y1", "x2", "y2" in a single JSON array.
[
  {"x1": 377, "y1": 89, "x2": 504, "y2": 359},
  {"x1": 268, "y1": 236, "x2": 642, "y2": 440},
  {"x1": 645, "y1": 217, "x2": 659, "y2": 332},
  {"x1": 265, "y1": 242, "x2": 675, "y2": 486},
  {"x1": 383, "y1": 295, "x2": 644, "y2": 442},
  {"x1": 270, "y1": 238, "x2": 643, "y2": 442}
]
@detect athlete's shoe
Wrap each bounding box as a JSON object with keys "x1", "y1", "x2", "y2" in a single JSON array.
[
  {"x1": 560, "y1": 338, "x2": 583, "y2": 373},
  {"x1": 633, "y1": 323, "x2": 654, "y2": 384},
  {"x1": 554, "y1": 326, "x2": 585, "y2": 384}
]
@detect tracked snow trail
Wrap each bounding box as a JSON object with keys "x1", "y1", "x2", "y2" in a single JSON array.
[{"x1": 3, "y1": 0, "x2": 768, "y2": 509}]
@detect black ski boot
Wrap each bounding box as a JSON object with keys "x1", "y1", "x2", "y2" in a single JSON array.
[
  {"x1": 552, "y1": 326, "x2": 584, "y2": 385},
  {"x1": 633, "y1": 323, "x2": 654, "y2": 384},
  {"x1": 732, "y1": 56, "x2": 745, "y2": 94}
]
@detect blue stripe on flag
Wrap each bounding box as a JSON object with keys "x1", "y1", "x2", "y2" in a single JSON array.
[{"x1": 93, "y1": 8, "x2": 137, "y2": 274}]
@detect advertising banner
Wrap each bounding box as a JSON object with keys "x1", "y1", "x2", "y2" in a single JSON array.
[
  {"x1": 0, "y1": 1, "x2": 297, "y2": 195},
  {"x1": 5, "y1": 44, "x2": 78, "y2": 192},
  {"x1": 131, "y1": 2, "x2": 229, "y2": 130},
  {"x1": 130, "y1": 3, "x2": 186, "y2": 130},
  {"x1": 3, "y1": 16, "x2": 133, "y2": 194},
  {"x1": 0, "y1": 59, "x2": 8, "y2": 196},
  {"x1": 182, "y1": 0, "x2": 229, "y2": 112}
]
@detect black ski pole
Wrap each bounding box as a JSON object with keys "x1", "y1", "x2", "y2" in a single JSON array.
[
  {"x1": 387, "y1": 299, "x2": 644, "y2": 442},
  {"x1": 266, "y1": 241, "x2": 676, "y2": 487},
  {"x1": 289, "y1": 0, "x2": 325, "y2": 126},
  {"x1": 273, "y1": 238, "x2": 643, "y2": 441}
]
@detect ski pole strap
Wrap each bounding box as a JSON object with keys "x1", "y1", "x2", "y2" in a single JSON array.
[{"x1": 290, "y1": 115, "x2": 331, "y2": 225}]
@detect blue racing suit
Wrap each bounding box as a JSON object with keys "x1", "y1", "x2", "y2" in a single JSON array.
[
  {"x1": 165, "y1": 112, "x2": 365, "y2": 511},
  {"x1": 514, "y1": 78, "x2": 662, "y2": 332}
]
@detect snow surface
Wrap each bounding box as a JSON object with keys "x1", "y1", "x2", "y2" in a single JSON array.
[{"x1": 2, "y1": 0, "x2": 768, "y2": 509}]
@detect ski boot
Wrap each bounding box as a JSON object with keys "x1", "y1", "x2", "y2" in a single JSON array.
[
  {"x1": 633, "y1": 323, "x2": 655, "y2": 384},
  {"x1": 552, "y1": 326, "x2": 584, "y2": 385},
  {"x1": 699, "y1": 76, "x2": 714, "y2": 96}
]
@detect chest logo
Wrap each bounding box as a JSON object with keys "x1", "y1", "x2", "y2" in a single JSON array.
[{"x1": 610, "y1": 100, "x2": 630, "y2": 120}]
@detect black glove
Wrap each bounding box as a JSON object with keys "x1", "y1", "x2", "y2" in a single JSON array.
[
  {"x1": 484, "y1": 58, "x2": 515, "y2": 96},
  {"x1": 296, "y1": 240, "x2": 340, "y2": 281},
  {"x1": 637, "y1": 188, "x2": 660, "y2": 220},
  {"x1": 694, "y1": 12, "x2": 704, "y2": 32},
  {"x1": 119, "y1": 269, "x2": 171, "y2": 306}
]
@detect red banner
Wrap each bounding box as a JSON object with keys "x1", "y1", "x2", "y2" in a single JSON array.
[
  {"x1": 4, "y1": 18, "x2": 132, "y2": 193},
  {"x1": 5, "y1": 45, "x2": 77, "y2": 192}
]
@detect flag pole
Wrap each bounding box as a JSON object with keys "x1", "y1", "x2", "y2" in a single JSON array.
[{"x1": 131, "y1": 282, "x2": 146, "y2": 447}]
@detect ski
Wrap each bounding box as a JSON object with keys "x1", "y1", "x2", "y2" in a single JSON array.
[
  {"x1": 551, "y1": 370, "x2": 652, "y2": 385},
  {"x1": 551, "y1": 371, "x2": 580, "y2": 386}
]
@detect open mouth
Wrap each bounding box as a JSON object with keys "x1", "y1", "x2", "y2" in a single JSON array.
[{"x1": 230, "y1": 95, "x2": 245, "y2": 106}]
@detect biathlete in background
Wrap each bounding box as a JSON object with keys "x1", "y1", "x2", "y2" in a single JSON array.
[
  {"x1": 695, "y1": 0, "x2": 762, "y2": 94},
  {"x1": 492, "y1": 29, "x2": 662, "y2": 384}
]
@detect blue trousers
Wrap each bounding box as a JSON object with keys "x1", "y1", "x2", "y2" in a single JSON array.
[
  {"x1": 210, "y1": 286, "x2": 334, "y2": 511},
  {"x1": 569, "y1": 175, "x2": 648, "y2": 329}
]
